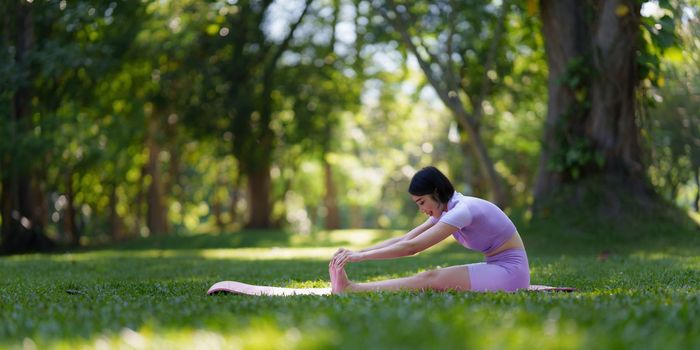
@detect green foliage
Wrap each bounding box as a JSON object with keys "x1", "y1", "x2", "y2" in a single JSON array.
[
  {"x1": 645, "y1": 4, "x2": 700, "y2": 210},
  {"x1": 1, "y1": 224, "x2": 699, "y2": 349},
  {"x1": 638, "y1": 0, "x2": 679, "y2": 88},
  {"x1": 546, "y1": 56, "x2": 604, "y2": 180},
  {"x1": 2, "y1": 0, "x2": 698, "y2": 248}
]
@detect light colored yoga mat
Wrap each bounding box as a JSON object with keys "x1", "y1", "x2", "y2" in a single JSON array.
[{"x1": 207, "y1": 280, "x2": 575, "y2": 296}]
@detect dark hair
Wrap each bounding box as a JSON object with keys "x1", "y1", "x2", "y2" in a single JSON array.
[{"x1": 408, "y1": 166, "x2": 455, "y2": 204}]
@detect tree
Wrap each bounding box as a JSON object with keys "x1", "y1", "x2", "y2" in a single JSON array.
[
  {"x1": 374, "y1": 0, "x2": 538, "y2": 208},
  {"x1": 0, "y1": 0, "x2": 147, "y2": 252},
  {"x1": 647, "y1": 4, "x2": 700, "y2": 211},
  {"x1": 185, "y1": 0, "x2": 364, "y2": 229},
  {"x1": 179, "y1": 0, "x2": 312, "y2": 229},
  {"x1": 533, "y1": 0, "x2": 677, "y2": 210},
  {"x1": 274, "y1": 0, "x2": 364, "y2": 229},
  {"x1": 0, "y1": 1, "x2": 51, "y2": 252}
]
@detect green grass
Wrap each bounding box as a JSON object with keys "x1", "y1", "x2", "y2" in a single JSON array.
[{"x1": 1, "y1": 222, "x2": 699, "y2": 349}]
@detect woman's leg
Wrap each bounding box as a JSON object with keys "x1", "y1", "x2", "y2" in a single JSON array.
[{"x1": 330, "y1": 264, "x2": 471, "y2": 294}]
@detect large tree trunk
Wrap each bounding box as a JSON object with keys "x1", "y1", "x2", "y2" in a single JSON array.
[
  {"x1": 246, "y1": 165, "x2": 271, "y2": 229},
  {"x1": 146, "y1": 109, "x2": 168, "y2": 235},
  {"x1": 534, "y1": 0, "x2": 649, "y2": 207}
]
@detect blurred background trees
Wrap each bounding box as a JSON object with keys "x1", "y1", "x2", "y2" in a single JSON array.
[{"x1": 1, "y1": 0, "x2": 697, "y2": 254}]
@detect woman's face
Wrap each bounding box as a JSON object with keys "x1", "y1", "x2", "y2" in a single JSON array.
[{"x1": 410, "y1": 194, "x2": 444, "y2": 218}]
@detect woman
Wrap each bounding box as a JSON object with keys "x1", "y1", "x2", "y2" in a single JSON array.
[{"x1": 329, "y1": 166, "x2": 529, "y2": 293}]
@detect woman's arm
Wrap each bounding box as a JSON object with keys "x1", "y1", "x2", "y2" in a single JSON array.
[
  {"x1": 357, "y1": 219, "x2": 435, "y2": 253},
  {"x1": 357, "y1": 236, "x2": 403, "y2": 253},
  {"x1": 335, "y1": 222, "x2": 457, "y2": 266}
]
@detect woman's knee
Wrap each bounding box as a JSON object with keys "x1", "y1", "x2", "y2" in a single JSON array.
[
  {"x1": 419, "y1": 266, "x2": 471, "y2": 291},
  {"x1": 416, "y1": 270, "x2": 439, "y2": 283}
]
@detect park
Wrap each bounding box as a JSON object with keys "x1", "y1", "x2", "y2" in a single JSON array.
[{"x1": 1, "y1": 0, "x2": 699, "y2": 349}]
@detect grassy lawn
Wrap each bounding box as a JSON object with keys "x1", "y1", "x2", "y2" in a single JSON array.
[{"x1": 1, "y1": 223, "x2": 699, "y2": 349}]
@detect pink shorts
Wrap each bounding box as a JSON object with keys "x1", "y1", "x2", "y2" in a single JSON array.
[{"x1": 467, "y1": 249, "x2": 530, "y2": 292}]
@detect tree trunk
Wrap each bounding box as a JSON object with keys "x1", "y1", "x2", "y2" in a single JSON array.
[
  {"x1": 533, "y1": 0, "x2": 583, "y2": 200},
  {"x1": 146, "y1": 109, "x2": 168, "y2": 235},
  {"x1": 167, "y1": 139, "x2": 183, "y2": 235},
  {"x1": 246, "y1": 166, "x2": 271, "y2": 229},
  {"x1": 535, "y1": 0, "x2": 649, "y2": 207},
  {"x1": 134, "y1": 165, "x2": 147, "y2": 236},
  {"x1": 323, "y1": 159, "x2": 340, "y2": 230},
  {"x1": 458, "y1": 135, "x2": 485, "y2": 197},
  {"x1": 694, "y1": 169, "x2": 699, "y2": 213},
  {"x1": 229, "y1": 175, "x2": 242, "y2": 228},
  {"x1": 63, "y1": 171, "x2": 79, "y2": 247},
  {"x1": 213, "y1": 174, "x2": 226, "y2": 232},
  {"x1": 1, "y1": 173, "x2": 16, "y2": 246},
  {"x1": 230, "y1": 0, "x2": 311, "y2": 230},
  {"x1": 33, "y1": 160, "x2": 49, "y2": 231},
  {"x1": 108, "y1": 181, "x2": 124, "y2": 240},
  {"x1": 212, "y1": 198, "x2": 224, "y2": 231},
  {"x1": 350, "y1": 205, "x2": 363, "y2": 228},
  {"x1": 588, "y1": 1, "x2": 644, "y2": 178},
  {"x1": 452, "y1": 103, "x2": 508, "y2": 207}
]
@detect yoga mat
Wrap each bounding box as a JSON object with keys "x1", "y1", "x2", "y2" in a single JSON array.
[{"x1": 207, "y1": 280, "x2": 575, "y2": 296}]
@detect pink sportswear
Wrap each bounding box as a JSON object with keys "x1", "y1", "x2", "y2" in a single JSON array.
[
  {"x1": 427, "y1": 191, "x2": 529, "y2": 292},
  {"x1": 427, "y1": 191, "x2": 516, "y2": 253}
]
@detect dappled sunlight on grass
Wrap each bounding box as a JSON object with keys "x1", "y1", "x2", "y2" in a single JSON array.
[
  {"x1": 21, "y1": 303, "x2": 589, "y2": 350},
  {"x1": 688, "y1": 210, "x2": 700, "y2": 226},
  {"x1": 38, "y1": 316, "x2": 338, "y2": 350},
  {"x1": 2, "y1": 229, "x2": 700, "y2": 349},
  {"x1": 629, "y1": 250, "x2": 700, "y2": 266},
  {"x1": 200, "y1": 247, "x2": 337, "y2": 261},
  {"x1": 295, "y1": 229, "x2": 404, "y2": 248},
  {"x1": 24, "y1": 246, "x2": 337, "y2": 264},
  {"x1": 285, "y1": 279, "x2": 331, "y2": 288},
  {"x1": 469, "y1": 308, "x2": 584, "y2": 350}
]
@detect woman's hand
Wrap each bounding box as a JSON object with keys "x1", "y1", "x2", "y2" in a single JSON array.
[
  {"x1": 331, "y1": 248, "x2": 349, "y2": 260},
  {"x1": 331, "y1": 248, "x2": 364, "y2": 268},
  {"x1": 330, "y1": 248, "x2": 347, "y2": 267}
]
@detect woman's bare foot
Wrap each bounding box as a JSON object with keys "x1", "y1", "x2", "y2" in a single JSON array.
[
  {"x1": 329, "y1": 262, "x2": 339, "y2": 292},
  {"x1": 329, "y1": 263, "x2": 353, "y2": 294}
]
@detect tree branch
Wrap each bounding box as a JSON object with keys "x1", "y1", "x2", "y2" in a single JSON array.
[
  {"x1": 469, "y1": 0, "x2": 509, "y2": 125},
  {"x1": 381, "y1": 0, "x2": 451, "y2": 105},
  {"x1": 264, "y1": 0, "x2": 313, "y2": 79}
]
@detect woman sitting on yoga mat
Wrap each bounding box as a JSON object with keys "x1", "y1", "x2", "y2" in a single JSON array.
[{"x1": 329, "y1": 166, "x2": 529, "y2": 293}]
